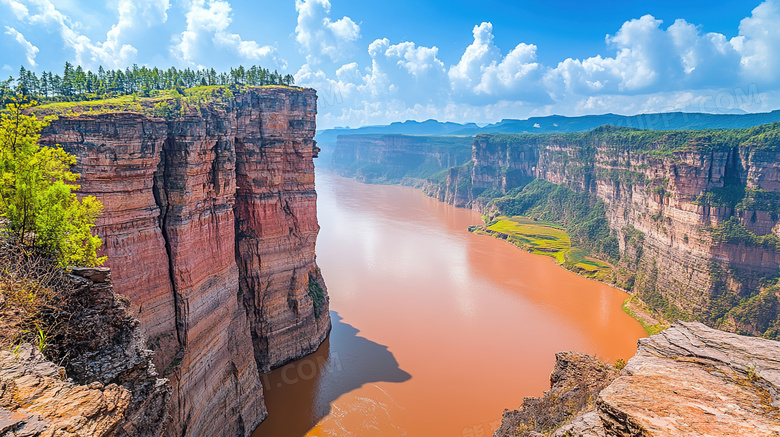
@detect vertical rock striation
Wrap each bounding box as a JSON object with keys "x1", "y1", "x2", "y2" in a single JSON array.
[
  {"x1": 233, "y1": 89, "x2": 330, "y2": 372},
  {"x1": 39, "y1": 87, "x2": 328, "y2": 436}
]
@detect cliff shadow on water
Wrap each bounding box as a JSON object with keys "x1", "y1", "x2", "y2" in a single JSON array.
[{"x1": 252, "y1": 311, "x2": 411, "y2": 437}]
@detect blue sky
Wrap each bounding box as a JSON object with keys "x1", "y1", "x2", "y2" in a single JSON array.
[{"x1": 1, "y1": 0, "x2": 778, "y2": 129}]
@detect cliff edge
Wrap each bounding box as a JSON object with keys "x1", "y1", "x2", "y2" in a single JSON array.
[
  {"x1": 0, "y1": 267, "x2": 170, "y2": 437},
  {"x1": 37, "y1": 86, "x2": 329, "y2": 436},
  {"x1": 495, "y1": 322, "x2": 780, "y2": 437}
]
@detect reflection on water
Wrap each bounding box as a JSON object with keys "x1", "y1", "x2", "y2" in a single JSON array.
[
  {"x1": 253, "y1": 312, "x2": 411, "y2": 436},
  {"x1": 253, "y1": 170, "x2": 646, "y2": 436}
]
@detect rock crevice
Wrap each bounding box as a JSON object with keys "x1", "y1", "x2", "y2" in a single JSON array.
[{"x1": 39, "y1": 87, "x2": 328, "y2": 436}]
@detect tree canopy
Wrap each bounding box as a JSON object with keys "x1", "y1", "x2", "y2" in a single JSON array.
[
  {"x1": 0, "y1": 97, "x2": 105, "y2": 267},
  {"x1": 1, "y1": 63, "x2": 295, "y2": 104}
]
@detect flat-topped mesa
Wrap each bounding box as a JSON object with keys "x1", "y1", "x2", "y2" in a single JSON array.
[{"x1": 39, "y1": 86, "x2": 329, "y2": 436}]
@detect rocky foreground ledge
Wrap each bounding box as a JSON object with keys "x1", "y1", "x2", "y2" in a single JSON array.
[
  {"x1": 0, "y1": 268, "x2": 169, "y2": 437},
  {"x1": 495, "y1": 322, "x2": 780, "y2": 437}
]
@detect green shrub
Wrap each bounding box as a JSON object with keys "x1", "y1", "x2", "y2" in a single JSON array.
[
  {"x1": 707, "y1": 217, "x2": 780, "y2": 250},
  {"x1": 0, "y1": 97, "x2": 105, "y2": 267}
]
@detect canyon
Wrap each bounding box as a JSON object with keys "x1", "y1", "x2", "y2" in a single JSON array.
[
  {"x1": 328, "y1": 129, "x2": 780, "y2": 436},
  {"x1": 28, "y1": 87, "x2": 329, "y2": 436},
  {"x1": 330, "y1": 127, "x2": 780, "y2": 338}
]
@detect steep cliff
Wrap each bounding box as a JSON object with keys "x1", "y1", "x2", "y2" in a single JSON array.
[
  {"x1": 38, "y1": 87, "x2": 329, "y2": 436},
  {"x1": 463, "y1": 128, "x2": 780, "y2": 336},
  {"x1": 496, "y1": 322, "x2": 780, "y2": 437}
]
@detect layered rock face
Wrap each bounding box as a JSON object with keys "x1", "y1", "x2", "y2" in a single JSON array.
[
  {"x1": 233, "y1": 90, "x2": 329, "y2": 371},
  {"x1": 332, "y1": 128, "x2": 780, "y2": 332},
  {"x1": 0, "y1": 267, "x2": 169, "y2": 437},
  {"x1": 494, "y1": 352, "x2": 619, "y2": 437},
  {"x1": 39, "y1": 87, "x2": 328, "y2": 436},
  {"x1": 434, "y1": 132, "x2": 780, "y2": 334},
  {"x1": 598, "y1": 322, "x2": 780, "y2": 436},
  {"x1": 495, "y1": 322, "x2": 780, "y2": 437}
]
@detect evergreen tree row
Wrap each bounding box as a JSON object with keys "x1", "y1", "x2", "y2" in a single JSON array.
[{"x1": 0, "y1": 63, "x2": 295, "y2": 103}]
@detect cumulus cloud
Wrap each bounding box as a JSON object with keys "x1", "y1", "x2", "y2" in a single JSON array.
[
  {"x1": 296, "y1": 37, "x2": 452, "y2": 126},
  {"x1": 545, "y1": 14, "x2": 745, "y2": 97},
  {"x1": 732, "y1": 0, "x2": 780, "y2": 84},
  {"x1": 173, "y1": 0, "x2": 284, "y2": 67},
  {"x1": 4, "y1": 26, "x2": 39, "y2": 66},
  {"x1": 300, "y1": 0, "x2": 780, "y2": 129},
  {"x1": 3, "y1": 0, "x2": 170, "y2": 68},
  {"x1": 449, "y1": 22, "x2": 548, "y2": 103},
  {"x1": 294, "y1": 0, "x2": 360, "y2": 64}
]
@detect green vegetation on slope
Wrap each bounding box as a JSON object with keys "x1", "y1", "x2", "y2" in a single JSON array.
[
  {"x1": 478, "y1": 123, "x2": 780, "y2": 157},
  {"x1": 726, "y1": 278, "x2": 780, "y2": 339},
  {"x1": 621, "y1": 297, "x2": 669, "y2": 336},
  {"x1": 707, "y1": 217, "x2": 780, "y2": 250},
  {"x1": 491, "y1": 179, "x2": 620, "y2": 263},
  {"x1": 308, "y1": 272, "x2": 326, "y2": 317},
  {"x1": 0, "y1": 98, "x2": 104, "y2": 267}
]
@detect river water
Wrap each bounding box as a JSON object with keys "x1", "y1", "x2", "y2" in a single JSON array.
[{"x1": 253, "y1": 170, "x2": 646, "y2": 437}]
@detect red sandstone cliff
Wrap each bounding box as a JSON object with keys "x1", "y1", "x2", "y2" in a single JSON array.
[{"x1": 39, "y1": 87, "x2": 329, "y2": 436}]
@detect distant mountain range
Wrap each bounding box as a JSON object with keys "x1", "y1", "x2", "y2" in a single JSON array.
[{"x1": 315, "y1": 110, "x2": 780, "y2": 146}]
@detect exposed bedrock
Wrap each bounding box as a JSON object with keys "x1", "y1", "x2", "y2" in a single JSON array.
[
  {"x1": 495, "y1": 322, "x2": 780, "y2": 437},
  {"x1": 392, "y1": 132, "x2": 780, "y2": 333},
  {"x1": 0, "y1": 267, "x2": 170, "y2": 437},
  {"x1": 39, "y1": 87, "x2": 328, "y2": 436}
]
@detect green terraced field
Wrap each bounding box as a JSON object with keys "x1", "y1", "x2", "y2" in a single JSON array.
[
  {"x1": 478, "y1": 215, "x2": 612, "y2": 280},
  {"x1": 486, "y1": 216, "x2": 570, "y2": 263}
]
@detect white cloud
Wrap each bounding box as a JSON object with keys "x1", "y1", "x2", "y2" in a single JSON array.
[
  {"x1": 2, "y1": 0, "x2": 29, "y2": 19},
  {"x1": 173, "y1": 0, "x2": 284, "y2": 67},
  {"x1": 732, "y1": 0, "x2": 780, "y2": 84},
  {"x1": 4, "y1": 26, "x2": 39, "y2": 66},
  {"x1": 449, "y1": 23, "x2": 501, "y2": 93},
  {"x1": 294, "y1": 0, "x2": 360, "y2": 64},
  {"x1": 3, "y1": 0, "x2": 170, "y2": 68},
  {"x1": 303, "y1": 1, "x2": 780, "y2": 129},
  {"x1": 448, "y1": 22, "x2": 548, "y2": 103},
  {"x1": 296, "y1": 37, "x2": 451, "y2": 127}
]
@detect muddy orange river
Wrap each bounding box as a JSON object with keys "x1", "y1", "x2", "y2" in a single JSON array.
[{"x1": 253, "y1": 170, "x2": 646, "y2": 437}]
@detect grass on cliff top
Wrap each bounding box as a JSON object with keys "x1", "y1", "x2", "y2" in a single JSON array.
[
  {"x1": 30, "y1": 84, "x2": 307, "y2": 118},
  {"x1": 476, "y1": 122, "x2": 780, "y2": 156}
]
